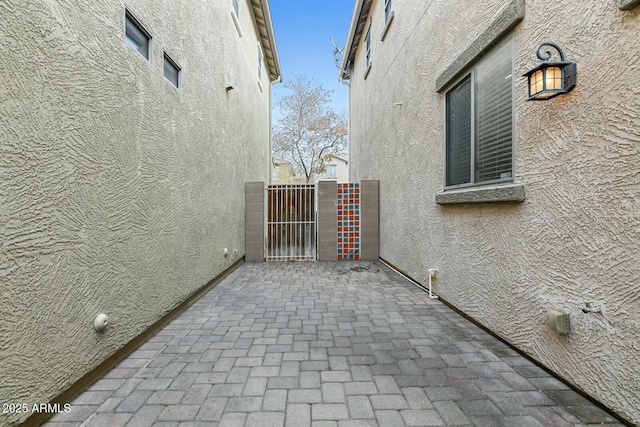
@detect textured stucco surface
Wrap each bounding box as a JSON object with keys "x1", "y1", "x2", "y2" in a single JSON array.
[
  {"x1": 0, "y1": 0, "x2": 273, "y2": 425},
  {"x1": 347, "y1": 0, "x2": 639, "y2": 424}
]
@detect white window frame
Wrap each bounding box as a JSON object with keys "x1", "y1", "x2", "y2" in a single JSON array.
[
  {"x1": 257, "y1": 44, "x2": 264, "y2": 92},
  {"x1": 381, "y1": 0, "x2": 394, "y2": 41},
  {"x1": 231, "y1": 0, "x2": 243, "y2": 37},
  {"x1": 443, "y1": 37, "x2": 515, "y2": 190},
  {"x1": 125, "y1": 10, "x2": 151, "y2": 61},
  {"x1": 326, "y1": 164, "x2": 337, "y2": 179},
  {"x1": 384, "y1": 0, "x2": 393, "y2": 24}
]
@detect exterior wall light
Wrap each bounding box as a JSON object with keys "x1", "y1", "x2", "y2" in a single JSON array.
[{"x1": 523, "y1": 42, "x2": 576, "y2": 100}]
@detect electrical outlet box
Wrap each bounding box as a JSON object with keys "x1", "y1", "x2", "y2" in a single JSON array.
[{"x1": 548, "y1": 309, "x2": 570, "y2": 335}]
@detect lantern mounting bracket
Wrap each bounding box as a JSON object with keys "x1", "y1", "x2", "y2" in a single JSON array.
[{"x1": 536, "y1": 42, "x2": 566, "y2": 62}]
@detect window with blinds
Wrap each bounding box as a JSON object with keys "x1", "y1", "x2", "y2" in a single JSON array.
[
  {"x1": 446, "y1": 77, "x2": 472, "y2": 186},
  {"x1": 445, "y1": 38, "x2": 513, "y2": 188}
]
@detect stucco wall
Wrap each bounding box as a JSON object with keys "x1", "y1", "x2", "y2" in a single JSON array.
[
  {"x1": 347, "y1": 0, "x2": 639, "y2": 423},
  {"x1": 0, "y1": 0, "x2": 273, "y2": 425}
]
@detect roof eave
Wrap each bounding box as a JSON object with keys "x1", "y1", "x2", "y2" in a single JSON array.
[
  {"x1": 251, "y1": 0, "x2": 282, "y2": 82},
  {"x1": 339, "y1": 0, "x2": 371, "y2": 82}
]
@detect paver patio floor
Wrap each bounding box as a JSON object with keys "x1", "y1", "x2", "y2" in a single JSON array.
[{"x1": 45, "y1": 261, "x2": 623, "y2": 427}]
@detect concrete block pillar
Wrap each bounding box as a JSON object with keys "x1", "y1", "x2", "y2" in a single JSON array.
[
  {"x1": 317, "y1": 181, "x2": 337, "y2": 261},
  {"x1": 245, "y1": 182, "x2": 265, "y2": 262},
  {"x1": 360, "y1": 180, "x2": 379, "y2": 261}
]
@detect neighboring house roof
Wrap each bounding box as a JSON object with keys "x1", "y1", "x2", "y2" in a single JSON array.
[
  {"x1": 339, "y1": 0, "x2": 373, "y2": 81},
  {"x1": 327, "y1": 153, "x2": 348, "y2": 163},
  {"x1": 250, "y1": 0, "x2": 282, "y2": 82},
  {"x1": 272, "y1": 157, "x2": 291, "y2": 166}
]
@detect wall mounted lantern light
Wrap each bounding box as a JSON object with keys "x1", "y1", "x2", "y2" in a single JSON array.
[{"x1": 523, "y1": 42, "x2": 576, "y2": 101}]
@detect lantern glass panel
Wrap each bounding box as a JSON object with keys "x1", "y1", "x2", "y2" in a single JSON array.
[
  {"x1": 530, "y1": 69, "x2": 544, "y2": 96},
  {"x1": 545, "y1": 66, "x2": 562, "y2": 90}
]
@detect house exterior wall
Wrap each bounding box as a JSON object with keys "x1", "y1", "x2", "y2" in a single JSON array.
[
  {"x1": 331, "y1": 157, "x2": 350, "y2": 183},
  {"x1": 0, "y1": 0, "x2": 275, "y2": 424},
  {"x1": 272, "y1": 161, "x2": 296, "y2": 184},
  {"x1": 345, "y1": 0, "x2": 639, "y2": 423},
  {"x1": 316, "y1": 155, "x2": 349, "y2": 183}
]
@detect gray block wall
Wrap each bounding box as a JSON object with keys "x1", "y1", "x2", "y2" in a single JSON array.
[
  {"x1": 317, "y1": 180, "x2": 338, "y2": 261},
  {"x1": 245, "y1": 182, "x2": 265, "y2": 262},
  {"x1": 360, "y1": 180, "x2": 379, "y2": 261}
]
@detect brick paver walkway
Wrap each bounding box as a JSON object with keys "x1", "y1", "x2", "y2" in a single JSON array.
[{"x1": 45, "y1": 261, "x2": 622, "y2": 427}]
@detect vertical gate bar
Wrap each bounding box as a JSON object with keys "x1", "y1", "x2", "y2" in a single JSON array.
[
  {"x1": 304, "y1": 185, "x2": 306, "y2": 259},
  {"x1": 307, "y1": 185, "x2": 310, "y2": 259},
  {"x1": 304, "y1": 188, "x2": 309, "y2": 259},
  {"x1": 306, "y1": 185, "x2": 308, "y2": 259},
  {"x1": 290, "y1": 186, "x2": 292, "y2": 259},
  {"x1": 294, "y1": 186, "x2": 297, "y2": 259},
  {"x1": 272, "y1": 186, "x2": 275, "y2": 260},
  {"x1": 264, "y1": 187, "x2": 266, "y2": 261},
  {"x1": 268, "y1": 187, "x2": 271, "y2": 260},
  {"x1": 273, "y1": 186, "x2": 276, "y2": 260},
  {"x1": 299, "y1": 186, "x2": 302, "y2": 259},
  {"x1": 274, "y1": 187, "x2": 277, "y2": 260},
  {"x1": 304, "y1": 188, "x2": 311, "y2": 259},
  {"x1": 288, "y1": 186, "x2": 291, "y2": 259},
  {"x1": 270, "y1": 187, "x2": 272, "y2": 260},
  {"x1": 266, "y1": 187, "x2": 268, "y2": 261},
  {"x1": 309, "y1": 184, "x2": 311, "y2": 259},
  {"x1": 284, "y1": 186, "x2": 287, "y2": 259},
  {"x1": 271, "y1": 187, "x2": 278, "y2": 259},
  {"x1": 296, "y1": 185, "x2": 299, "y2": 259},
  {"x1": 282, "y1": 187, "x2": 284, "y2": 259},
  {"x1": 291, "y1": 186, "x2": 300, "y2": 260},
  {"x1": 309, "y1": 185, "x2": 312, "y2": 258},
  {"x1": 278, "y1": 186, "x2": 281, "y2": 260},
  {"x1": 289, "y1": 186, "x2": 292, "y2": 259},
  {"x1": 312, "y1": 185, "x2": 314, "y2": 258},
  {"x1": 301, "y1": 185, "x2": 304, "y2": 259},
  {"x1": 314, "y1": 184, "x2": 317, "y2": 259},
  {"x1": 296, "y1": 186, "x2": 298, "y2": 259},
  {"x1": 300, "y1": 185, "x2": 303, "y2": 258},
  {"x1": 270, "y1": 187, "x2": 274, "y2": 260}
]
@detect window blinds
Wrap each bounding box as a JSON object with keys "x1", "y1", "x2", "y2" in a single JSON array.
[
  {"x1": 474, "y1": 41, "x2": 513, "y2": 183},
  {"x1": 446, "y1": 77, "x2": 472, "y2": 186}
]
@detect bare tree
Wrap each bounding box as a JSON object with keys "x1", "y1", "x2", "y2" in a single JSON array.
[{"x1": 273, "y1": 74, "x2": 347, "y2": 183}]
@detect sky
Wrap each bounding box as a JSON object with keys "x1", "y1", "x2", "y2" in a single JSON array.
[{"x1": 268, "y1": 1, "x2": 355, "y2": 118}]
